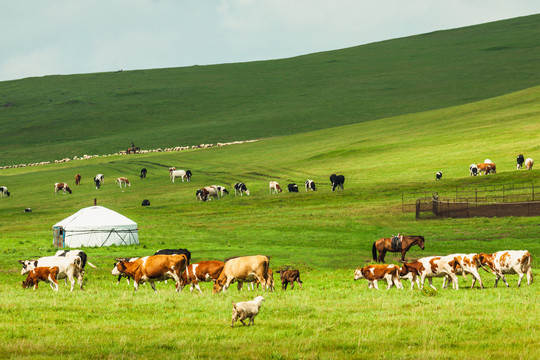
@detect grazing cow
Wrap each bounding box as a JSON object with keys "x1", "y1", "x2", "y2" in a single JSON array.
[
  {"x1": 525, "y1": 158, "x2": 533, "y2": 170},
  {"x1": 442, "y1": 253, "x2": 484, "y2": 289},
  {"x1": 181, "y1": 260, "x2": 225, "y2": 294},
  {"x1": 277, "y1": 269, "x2": 303, "y2": 290},
  {"x1": 287, "y1": 183, "x2": 299, "y2": 193},
  {"x1": 140, "y1": 168, "x2": 147, "y2": 179},
  {"x1": 478, "y1": 250, "x2": 533, "y2": 287},
  {"x1": 54, "y1": 182, "x2": 72, "y2": 194},
  {"x1": 22, "y1": 266, "x2": 60, "y2": 291},
  {"x1": 24, "y1": 208, "x2": 32, "y2": 212},
  {"x1": 477, "y1": 163, "x2": 495, "y2": 175},
  {"x1": 170, "y1": 169, "x2": 192, "y2": 182},
  {"x1": 469, "y1": 164, "x2": 478, "y2": 176},
  {"x1": 435, "y1": 171, "x2": 442, "y2": 181},
  {"x1": 116, "y1": 177, "x2": 131, "y2": 188},
  {"x1": 0, "y1": 186, "x2": 10, "y2": 197},
  {"x1": 94, "y1": 174, "x2": 104, "y2": 189},
  {"x1": 330, "y1": 174, "x2": 345, "y2": 191},
  {"x1": 213, "y1": 255, "x2": 270, "y2": 293},
  {"x1": 211, "y1": 185, "x2": 229, "y2": 197},
  {"x1": 305, "y1": 180, "x2": 316, "y2": 191},
  {"x1": 196, "y1": 188, "x2": 210, "y2": 201},
  {"x1": 516, "y1": 154, "x2": 525, "y2": 169},
  {"x1": 142, "y1": 199, "x2": 150, "y2": 206},
  {"x1": 269, "y1": 181, "x2": 282, "y2": 194},
  {"x1": 111, "y1": 254, "x2": 188, "y2": 293},
  {"x1": 19, "y1": 256, "x2": 84, "y2": 291},
  {"x1": 154, "y1": 248, "x2": 191, "y2": 264},
  {"x1": 234, "y1": 183, "x2": 250, "y2": 196},
  {"x1": 405, "y1": 255, "x2": 461, "y2": 290},
  {"x1": 354, "y1": 264, "x2": 403, "y2": 290},
  {"x1": 75, "y1": 173, "x2": 81, "y2": 185},
  {"x1": 231, "y1": 296, "x2": 265, "y2": 328}
]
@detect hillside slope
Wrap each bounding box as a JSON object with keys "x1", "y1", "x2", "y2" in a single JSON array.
[{"x1": 0, "y1": 14, "x2": 539, "y2": 165}]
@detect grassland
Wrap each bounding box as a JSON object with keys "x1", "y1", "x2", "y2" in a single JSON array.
[
  {"x1": 0, "y1": 82, "x2": 539, "y2": 359},
  {"x1": 1, "y1": 14, "x2": 539, "y2": 165}
]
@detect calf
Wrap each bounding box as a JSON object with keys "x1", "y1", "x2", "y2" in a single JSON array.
[
  {"x1": 22, "y1": 266, "x2": 60, "y2": 291},
  {"x1": 116, "y1": 177, "x2": 131, "y2": 188},
  {"x1": 54, "y1": 182, "x2": 72, "y2": 194},
  {"x1": 435, "y1": 171, "x2": 442, "y2": 181},
  {"x1": 277, "y1": 269, "x2": 303, "y2": 290},
  {"x1": 469, "y1": 164, "x2": 478, "y2": 176},
  {"x1": 305, "y1": 180, "x2": 316, "y2": 191},
  {"x1": 231, "y1": 296, "x2": 265, "y2": 328},
  {"x1": 0, "y1": 186, "x2": 10, "y2": 197},
  {"x1": 75, "y1": 173, "x2": 81, "y2": 185},
  {"x1": 181, "y1": 260, "x2": 225, "y2": 294},
  {"x1": 287, "y1": 183, "x2": 299, "y2": 193},
  {"x1": 330, "y1": 174, "x2": 345, "y2": 191},
  {"x1": 140, "y1": 168, "x2": 147, "y2": 179},
  {"x1": 525, "y1": 158, "x2": 533, "y2": 170},
  {"x1": 19, "y1": 256, "x2": 84, "y2": 291},
  {"x1": 354, "y1": 264, "x2": 403, "y2": 290},
  {"x1": 478, "y1": 250, "x2": 533, "y2": 287},
  {"x1": 234, "y1": 183, "x2": 250, "y2": 196},
  {"x1": 269, "y1": 181, "x2": 282, "y2": 194}
]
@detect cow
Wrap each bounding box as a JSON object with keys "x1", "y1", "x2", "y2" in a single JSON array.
[
  {"x1": 330, "y1": 174, "x2": 345, "y2": 191},
  {"x1": 211, "y1": 185, "x2": 229, "y2": 198},
  {"x1": 354, "y1": 264, "x2": 403, "y2": 290},
  {"x1": 196, "y1": 188, "x2": 210, "y2": 201},
  {"x1": 140, "y1": 168, "x2": 147, "y2": 179},
  {"x1": 116, "y1": 177, "x2": 131, "y2": 188},
  {"x1": 19, "y1": 255, "x2": 84, "y2": 291},
  {"x1": 469, "y1": 164, "x2": 478, "y2": 176},
  {"x1": 170, "y1": 169, "x2": 192, "y2": 182},
  {"x1": 269, "y1": 181, "x2": 282, "y2": 194},
  {"x1": 111, "y1": 254, "x2": 188, "y2": 293},
  {"x1": 277, "y1": 269, "x2": 303, "y2": 290},
  {"x1": 305, "y1": 180, "x2": 316, "y2": 191},
  {"x1": 181, "y1": 260, "x2": 225, "y2": 294},
  {"x1": 516, "y1": 154, "x2": 525, "y2": 169},
  {"x1": 154, "y1": 248, "x2": 191, "y2": 264},
  {"x1": 54, "y1": 183, "x2": 72, "y2": 194},
  {"x1": 478, "y1": 250, "x2": 533, "y2": 287},
  {"x1": 477, "y1": 163, "x2": 495, "y2": 175},
  {"x1": 402, "y1": 255, "x2": 461, "y2": 290},
  {"x1": 287, "y1": 183, "x2": 299, "y2": 193},
  {"x1": 142, "y1": 199, "x2": 150, "y2": 206},
  {"x1": 114, "y1": 257, "x2": 139, "y2": 285},
  {"x1": 525, "y1": 158, "x2": 534, "y2": 170},
  {"x1": 197, "y1": 186, "x2": 219, "y2": 201},
  {"x1": 75, "y1": 173, "x2": 81, "y2": 185},
  {"x1": 0, "y1": 186, "x2": 10, "y2": 197},
  {"x1": 435, "y1": 171, "x2": 442, "y2": 180},
  {"x1": 22, "y1": 266, "x2": 60, "y2": 291},
  {"x1": 94, "y1": 174, "x2": 104, "y2": 189},
  {"x1": 442, "y1": 253, "x2": 484, "y2": 289},
  {"x1": 213, "y1": 255, "x2": 270, "y2": 293},
  {"x1": 234, "y1": 183, "x2": 250, "y2": 196}
]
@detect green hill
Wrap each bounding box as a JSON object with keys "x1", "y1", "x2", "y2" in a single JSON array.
[{"x1": 1, "y1": 14, "x2": 539, "y2": 165}]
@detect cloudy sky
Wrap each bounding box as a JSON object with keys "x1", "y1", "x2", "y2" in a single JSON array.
[{"x1": 1, "y1": 0, "x2": 538, "y2": 82}]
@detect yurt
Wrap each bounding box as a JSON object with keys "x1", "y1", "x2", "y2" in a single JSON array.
[{"x1": 52, "y1": 206, "x2": 139, "y2": 247}]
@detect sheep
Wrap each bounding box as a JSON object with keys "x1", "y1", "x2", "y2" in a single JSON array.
[{"x1": 231, "y1": 296, "x2": 265, "y2": 327}]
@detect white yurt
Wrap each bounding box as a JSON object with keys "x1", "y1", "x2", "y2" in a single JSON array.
[{"x1": 52, "y1": 206, "x2": 139, "y2": 248}]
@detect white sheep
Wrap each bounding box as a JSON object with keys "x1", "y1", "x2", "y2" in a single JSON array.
[{"x1": 231, "y1": 296, "x2": 265, "y2": 328}]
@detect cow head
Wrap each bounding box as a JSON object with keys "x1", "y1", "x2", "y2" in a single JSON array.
[
  {"x1": 353, "y1": 269, "x2": 364, "y2": 280},
  {"x1": 65, "y1": 186, "x2": 72, "y2": 194},
  {"x1": 212, "y1": 280, "x2": 225, "y2": 294},
  {"x1": 22, "y1": 280, "x2": 32, "y2": 289},
  {"x1": 111, "y1": 261, "x2": 126, "y2": 276},
  {"x1": 19, "y1": 260, "x2": 38, "y2": 275}
]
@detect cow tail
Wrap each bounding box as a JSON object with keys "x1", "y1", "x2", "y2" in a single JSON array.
[
  {"x1": 372, "y1": 242, "x2": 377, "y2": 262},
  {"x1": 264, "y1": 259, "x2": 270, "y2": 289}
]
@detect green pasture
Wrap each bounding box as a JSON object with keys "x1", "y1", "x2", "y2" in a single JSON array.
[{"x1": 0, "y1": 84, "x2": 539, "y2": 359}]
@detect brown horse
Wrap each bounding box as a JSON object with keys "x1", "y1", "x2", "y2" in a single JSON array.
[{"x1": 372, "y1": 235, "x2": 425, "y2": 263}]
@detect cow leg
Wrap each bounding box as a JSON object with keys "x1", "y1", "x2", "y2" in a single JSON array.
[
  {"x1": 527, "y1": 268, "x2": 533, "y2": 285},
  {"x1": 149, "y1": 281, "x2": 158, "y2": 293},
  {"x1": 297, "y1": 279, "x2": 303, "y2": 289},
  {"x1": 449, "y1": 274, "x2": 459, "y2": 290},
  {"x1": 428, "y1": 278, "x2": 437, "y2": 291},
  {"x1": 442, "y1": 275, "x2": 449, "y2": 289},
  {"x1": 516, "y1": 270, "x2": 525, "y2": 287},
  {"x1": 133, "y1": 281, "x2": 140, "y2": 292},
  {"x1": 499, "y1": 273, "x2": 510, "y2": 287},
  {"x1": 194, "y1": 283, "x2": 202, "y2": 294},
  {"x1": 237, "y1": 282, "x2": 243, "y2": 291},
  {"x1": 373, "y1": 280, "x2": 379, "y2": 290},
  {"x1": 394, "y1": 276, "x2": 403, "y2": 290},
  {"x1": 470, "y1": 270, "x2": 483, "y2": 289}
]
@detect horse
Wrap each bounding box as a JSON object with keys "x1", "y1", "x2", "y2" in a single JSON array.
[{"x1": 372, "y1": 235, "x2": 425, "y2": 263}]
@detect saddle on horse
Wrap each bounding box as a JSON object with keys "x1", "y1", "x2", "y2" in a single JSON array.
[{"x1": 391, "y1": 235, "x2": 402, "y2": 252}]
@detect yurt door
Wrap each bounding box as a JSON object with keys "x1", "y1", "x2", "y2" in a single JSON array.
[{"x1": 53, "y1": 226, "x2": 65, "y2": 248}]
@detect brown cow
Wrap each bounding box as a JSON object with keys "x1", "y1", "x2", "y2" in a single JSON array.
[
  {"x1": 181, "y1": 260, "x2": 225, "y2": 294},
  {"x1": 477, "y1": 163, "x2": 496, "y2": 175},
  {"x1": 354, "y1": 264, "x2": 403, "y2": 290},
  {"x1": 111, "y1": 254, "x2": 188, "y2": 293},
  {"x1": 213, "y1": 255, "x2": 270, "y2": 293},
  {"x1": 75, "y1": 173, "x2": 81, "y2": 185},
  {"x1": 22, "y1": 266, "x2": 60, "y2": 291},
  {"x1": 277, "y1": 269, "x2": 303, "y2": 290}
]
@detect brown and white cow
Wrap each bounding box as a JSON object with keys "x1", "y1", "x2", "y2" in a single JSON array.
[
  {"x1": 54, "y1": 182, "x2": 72, "y2": 194},
  {"x1": 354, "y1": 264, "x2": 403, "y2": 290},
  {"x1": 213, "y1": 255, "x2": 270, "y2": 293},
  {"x1": 22, "y1": 266, "x2": 60, "y2": 291},
  {"x1": 404, "y1": 255, "x2": 461, "y2": 290},
  {"x1": 181, "y1": 260, "x2": 225, "y2": 294},
  {"x1": 477, "y1": 163, "x2": 496, "y2": 175},
  {"x1": 442, "y1": 253, "x2": 484, "y2": 289},
  {"x1": 116, "y1": 177, "x2": 131, "y2": 188},
  {"x1": 478, "y1": 250, "x2": 533, "y2": 287},
  {"x1": 269, "y1": 181, "x2": 282, "y2": 194},
  {"x1": 75, "y1": 173, "x2": 81, "y2": 185},
  {"x1": 111, "y1": 254, "x2": 188, "y2": 293},
  {"x1": 525, "y1": 158, "x2": 534, "y2": 170},
  {"x1": 399, "y1": 264, "x2": 421, "y2": 290}
]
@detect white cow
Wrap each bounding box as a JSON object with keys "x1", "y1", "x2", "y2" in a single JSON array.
[
  {"x1": 269, "y1": 181, "x2": 282, "y2": 194},
  {"x1": 19, "y1": 256, "x2": 84, "y2": 291},
  {"x1": 403, "y1": 255, "x2": 461, "y2": 290},
  {"x1": 479, "y1": 250, "x2": 533, "y2": 287},
  {"x1": 170, "y1": 169, "x2": 192, "y2": 182},
  {"x1": 525, "y1": 158, "x2": 534, "y2": 170}
]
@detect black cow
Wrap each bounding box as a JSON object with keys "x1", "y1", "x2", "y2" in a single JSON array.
[
  {"x1": 517, "y1": 154, "x2": 525, "y2": 169},
  {"x1": 140, "y1": 168, "x2": 147, "y2": 179},
  {"x1": 330, "y1": 174, "x2": 345, "y2": 191},
  {"x1": 288, "y1": 184, "x2": 299, "y2": 193},
  {"x1": 142, "y1": 199, "x2": 150, "y2": 206},
  {"x1": 234, "y1": 183, "x2": 250, "y2": 196},
  {"x1": 154, "y1": 248, "x2": 191, "y2": 264},
  {"x1": 305, "y1": 180, "x2": 316, "y2": 191},
  {"x1": 436, "y1": 171, "x2": 442, "y2": 180}
]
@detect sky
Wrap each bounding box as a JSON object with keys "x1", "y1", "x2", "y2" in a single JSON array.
[{"x1": 1, "y1": 0, "x2": 539, "y2": 82}]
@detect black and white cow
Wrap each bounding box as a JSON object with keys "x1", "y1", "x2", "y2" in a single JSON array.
[
  {"x1": 436, "y1": 171, "x2": 442, "y2": 181},
  {"x1": 140, "y1": 168, "x2": 147, "y2": 179},
  {"x1": 211, "y1": 185, "x2": 229, "y2": 198},
  {"x1": 154, "y1": 248, "x2": 192, "y2": 264},
  {"x1": 0, "y1": 186, "x2": 10, "y2": 197},
  {"x1": 305, "y1": 180, "x2": 316, "y2": 191},
  {"x1": 94, "y1": 174, "x2": 104, "y2": 189},
  {"x1": 330, "y1": 174, "x2": 345, "y2": 191},
  {"x1": 288, "y1": 184, "x2": 299, "y2": 193},
  {"x1": 516, "y1": 154, "x2": 525, "y2": 169},
  {"x1": 469, "y1": 164, "x2": 478, "y2": 176},
  {"x1": 234, "y1": 183, "x2": 250, "y2": 196}
]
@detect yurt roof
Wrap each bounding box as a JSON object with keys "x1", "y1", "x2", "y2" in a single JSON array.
[{"x1": 53, "y1": 206, "x2": 137, "y2": 231}]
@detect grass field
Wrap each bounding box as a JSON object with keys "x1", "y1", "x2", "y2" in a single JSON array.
[{"x1": 1, "y1": 80, "x2": 539, "y2": 359}]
